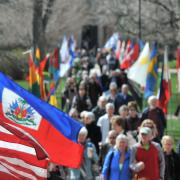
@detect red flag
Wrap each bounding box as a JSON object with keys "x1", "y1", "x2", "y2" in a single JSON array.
[
  {"x1": 120, "y1": 42, "x2": 139, "y2": 69},
  {"x1": 158, "y1": 46, "x2": 171, "y2": 113},
  {"x1": 0, "y1": 72, "x2": 84, "y2": 168},
  {"x1": 176, "y1": 46, "x2": 180, "y2": 93},
  {"x1": 0, "y1": 125, "x2": 48, "y2": 180},
  {"x1": 39, "y1": 55, "x2": 49, "y2": 100},
  {"x1": 28, "y1": 54, "x2": 41, "y2": 98},
  {"x1": 28, "y1": 53, "x2": 48, "y2": 100}
]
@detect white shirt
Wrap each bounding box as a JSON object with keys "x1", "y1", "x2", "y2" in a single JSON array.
[{"x1": 97, "y1": 114, "x2": 111, "y2": 144}]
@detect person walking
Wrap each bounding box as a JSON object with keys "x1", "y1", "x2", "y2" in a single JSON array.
[
  {"x1": 130, "y1": 127, "x2": 165, "y2": 180},
  {"x1": 101, "y1": 134, "x2": 131, "y2": 180}
]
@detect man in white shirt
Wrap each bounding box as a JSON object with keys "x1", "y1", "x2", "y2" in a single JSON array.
[{"x1": 97, "y1": 103, "x2": 115, "y2": 144}]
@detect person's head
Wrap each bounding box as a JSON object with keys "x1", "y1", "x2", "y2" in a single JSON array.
[
  {"x1": 148, "y1": 95, "x2": 158, "y2": 109},
  {"x1": 140, "y1": 119, "x2": 158, "y2": 139},
  {"x1": 161, "y1": 135, "x2": 174, "y2": 154},
  {"x1": 118, "y1": 105, "x2": 129, "y2": 118},
  {"x1": 128, "y1": 101, "x2": 138, "y2": 117},
  {"x1": 89, "y1": 70, "x2": 97, "y2": 81},
  {"x1": 80, "y1": 111, "x2": 88, "y2": 122},
  {"x1": 116, "y1": 134, "x2": 129, "y2": 152},
  {"x1": 67, "y1": 77, "x2": 76, "y2": 88},
  {"x1": 107, "y1": 130, "x2": 118, "y2": 146},
  {"x1": 84, "y1": 112, "x2": 95, "y2": 125},
  {"x1": 121, "y1": 84, "x2": 129, "y2": 95},
  {"x1": 109, "y1": 82, "x2": 117, "y2": 95},
  {"x1": 69, "y1": 108, "x2": 79, "y2": 120},
  {"x1": 81, "y1": 72, "x2": 89, "y2": 82},
  {"x1": 105, "y1": 103, "x2": 115, "y2": 117},
  {"x1": 78, "y1": 85, "x2": 86, "y2": 97},
  {"x1": 139, "y1": 127, "x2": 152, "y2": 144},
  {"x1": 98, "y1": 96, "x2": 107, "y2": 108},
  {"x1": 111, "y1": 115, "x2": 125, "y2": 134},
  {"x1": 78, "y1": 127, "x2": 88, "y2": 144}
]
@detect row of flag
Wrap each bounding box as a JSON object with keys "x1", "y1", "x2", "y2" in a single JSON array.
[
  {"x1": 0, "y1": 35, "x2": 79, "y2": 179},
  {"x1": 28, "y1": 35, "x2": 76, "y2": 107},
  {"x1": 105, "y1": 33, "x2": 140, "y2": 70},
  {"x1": 104, "y1": 33, "x2": 180, "y2": 113},
  {"x1": 0, "y1": 32, "x2": 178, "y2": 179}
]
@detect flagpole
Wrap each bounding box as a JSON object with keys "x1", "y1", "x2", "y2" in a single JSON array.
[{"x1": 139, "y1": 0, "x2": 142, "y2": 39}]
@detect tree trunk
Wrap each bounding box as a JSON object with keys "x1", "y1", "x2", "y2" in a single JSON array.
[{"x1": 33, "y1": 0, "x2": 46, "y2": 60}]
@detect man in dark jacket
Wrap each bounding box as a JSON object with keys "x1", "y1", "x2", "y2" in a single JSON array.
[
  {"x1": 114, "y1": 84, "x2": 134, "y2": 114},
  {"x1": 141, "y1": 95, "x2": 166, "y2": 139},
  {"x1": 92, "y1": 96, "x2": 107, "y2": 124}
]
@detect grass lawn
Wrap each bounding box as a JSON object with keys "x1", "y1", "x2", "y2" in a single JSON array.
[
  {"x1": 16, "y1": 80, "x2": 28, "y2": 90},
  {"x1": 166, "y1": 119, "x2": 180, "y2": 148}
]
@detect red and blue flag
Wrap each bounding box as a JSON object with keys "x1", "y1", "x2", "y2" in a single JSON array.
[{"x1": 0, "y1": 72, "x2": 84, "y2": 168}]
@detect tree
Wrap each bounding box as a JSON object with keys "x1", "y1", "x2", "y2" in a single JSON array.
[
  {"x1": 33, "y1": 0, "x2": 55, "y2": 60},
  {"x1": 97, "y1": 0, "x2": 180, "y2": 46}
]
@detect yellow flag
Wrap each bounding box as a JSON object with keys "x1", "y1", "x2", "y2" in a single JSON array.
[
  {"x1": 36, "y1": 48, "x2": 41, "y2": 61},
  {"x1": 49, "y1": 95, "x2": 58, "y2": 107}
]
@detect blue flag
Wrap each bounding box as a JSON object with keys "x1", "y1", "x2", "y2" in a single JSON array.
[{"x1": 144, "y1": 42, "x2": 158, "y2": 98}]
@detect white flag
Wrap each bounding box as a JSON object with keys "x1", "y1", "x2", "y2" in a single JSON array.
[
  {"x1": 127, "y1": 42, "x2": 150, "y2": 87},
  {"x1": 104, "y1": 33, "x2": 119, "y2": 50},
  {"x1": 59, "y1": 36, "x2": 70, "y2": 77}
]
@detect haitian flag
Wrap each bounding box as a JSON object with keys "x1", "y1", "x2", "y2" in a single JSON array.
[{"x1": 0, "y1": 72, "x2": 84, "y2": 168}]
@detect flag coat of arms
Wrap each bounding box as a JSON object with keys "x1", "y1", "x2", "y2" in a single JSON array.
[{"x1": 0, "y1": 72, "x2": 84, "y2": 168}]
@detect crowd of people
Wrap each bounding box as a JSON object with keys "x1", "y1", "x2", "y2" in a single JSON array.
[{"x1": 48, "y1": 48, "x2": 180, "y2": 180}]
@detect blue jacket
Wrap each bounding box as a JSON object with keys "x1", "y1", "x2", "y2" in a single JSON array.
[
  {"x1": 102, "y1": 149, "x2": 131, "y2": 180},
  {"x1": 114, "y1": 93, "x2": 134, "y2": 113}
]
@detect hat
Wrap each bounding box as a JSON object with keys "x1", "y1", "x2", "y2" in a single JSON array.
[{"x1": 140, "y1": 127, "x2": 152, "y2": 135}]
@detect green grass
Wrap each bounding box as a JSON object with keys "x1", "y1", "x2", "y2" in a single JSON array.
[
  {"x1": 166, "y1": 119, "x2": 180, "y2": 148},
  {"x1": 168, "y1": 60, "x2": 176, "y2": 69},
  {"x1": 159, "y1": 60, "x2": 176, "y2": 69},
  {"x1": 16, "y1": 80, "x2": 28, "y2": 90}
]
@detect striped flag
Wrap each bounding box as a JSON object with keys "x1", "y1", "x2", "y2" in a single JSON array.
[
  {"x1": 120, "y1": 40, "x2": 139, "y2": 69},
  {"x1": 0, "y1": 125, "x2": 48, "y2": 180}
]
